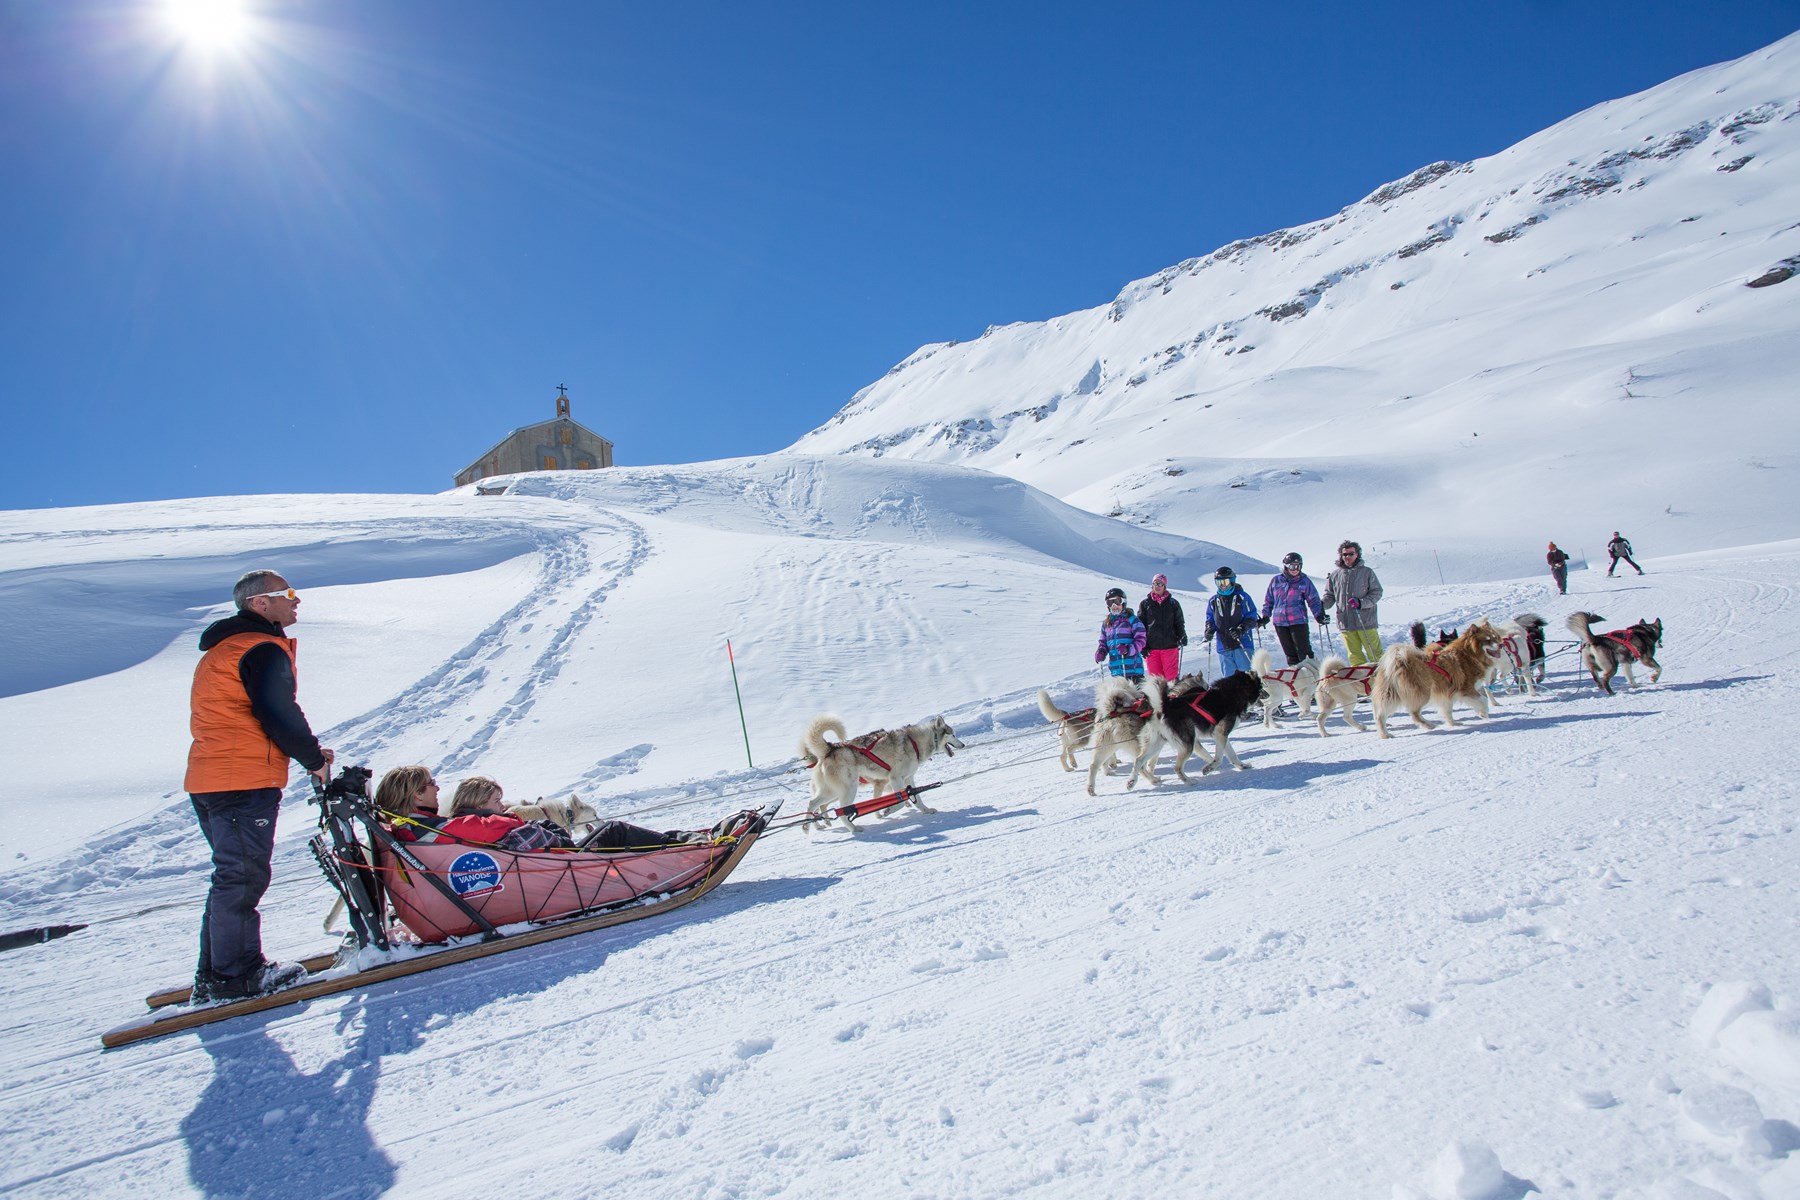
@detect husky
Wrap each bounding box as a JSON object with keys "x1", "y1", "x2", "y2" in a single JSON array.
[
  {"x1": 507, "y1": 795, "x2": 600, "y2": 832},
  {"x1": 1314, "y1": 656, "x2": 1377, "y2": 735},
  {"x1": 1489, "y1": 613, "x2": 1547, "y2": 694},
  {"x1": 799, "y1": 714, "x2": 965, "y2": 827},
  {"x1": 1566, "y1": 612, "x2": 1663, "y2": 695},
  {"x1": 1372, "y1": 620, "x2": 1507, "y2": 738},
  {"x1": 1135, "y1": 670, "x2": 1264, "y2": 783},
  {"x1": 1084, "y1": 676, "x2": 1159, "y2": 796},
  {"x1": 1250, "y1": 648, "x2": 1319, "y2": 729},
  {"x1": 1037, "y1": 688, "x2": 1098, "y2": 772}
]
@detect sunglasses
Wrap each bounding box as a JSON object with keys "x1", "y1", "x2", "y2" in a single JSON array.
[{"x1": 250, "y1": 588, "x2": 299, "y2": 601}]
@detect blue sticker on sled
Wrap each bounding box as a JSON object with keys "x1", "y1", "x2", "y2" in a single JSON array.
[{"x1": 447, "y1": 851, "x2": 504, "y2": 898}]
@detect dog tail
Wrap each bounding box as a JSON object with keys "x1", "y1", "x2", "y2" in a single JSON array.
[
  {"x1": 1514, "y1": 612, "x2": 1545, "y2": 634},
  {"x1": 799, "y1": 714, "x2": 848, "y2": 763},
  {"x1": 1037, "y1": 688, "x2": 1072, "y2": 725},
  {"x1": 1140, "y1": 673, "x2": 1170, "y2": 717},
  {"x1": 1409, "y1": 620, "x2": 1428, "y2": 649},
  {"x1": 1250, "y1": 647, "x2": 1271, "y2": 678},
  {"x1": 1094, "y1": 676, "x2": 1142, "y2": 719},
  {"x1": 1565, "y1": 611, "x2": 1602, "y2": 645},
  {"x1": 1317, "y1": 655, "x2": 1349, "y2": 680}
]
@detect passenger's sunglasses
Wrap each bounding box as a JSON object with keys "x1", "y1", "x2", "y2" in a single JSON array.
[{"x1": 250, "y1": 588, "x2": 299, "y2": 601}]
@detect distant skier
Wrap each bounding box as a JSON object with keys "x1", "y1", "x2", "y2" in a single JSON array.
[
  {"x1": 1096, "y1": 587, "x2": 1148, "y2": 680},
  {"x1": 1606, "y1": 531, "x2": 1643, "y2": 576},
  {"x1": 1259, "y1": 552, "x2": 1327, "y2": 666},
  {"x1": 1203, "y1": 566, "x2": 1260, "y2": 677},
  {"x1": 1322, "y1": 540, "x2": 1385, "y2": 666},
  {"x1": 1137, "y1": 573, "x2": 1187, "y2": 681},
  {"x1": 1547, "y1": 542, "x2": 1570, "y2": 594}
]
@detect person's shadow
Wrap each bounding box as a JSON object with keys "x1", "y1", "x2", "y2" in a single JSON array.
[{"x1": 181, "y1": 1011, "x2": 397, "y2": 1200}]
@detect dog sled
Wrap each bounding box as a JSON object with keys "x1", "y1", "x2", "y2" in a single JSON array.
[{"x1": 102, "y1": 768, "x2": 776, "y2": 1049}]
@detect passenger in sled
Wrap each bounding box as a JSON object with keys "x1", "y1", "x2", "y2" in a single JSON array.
[{"x1": 419, "y1": 774, "x2": 752, "y2": 851}]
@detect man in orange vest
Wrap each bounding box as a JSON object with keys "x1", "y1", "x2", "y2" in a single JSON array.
[{"x1": 185, "y1": 569, "x2": 335, "y2": 1004}]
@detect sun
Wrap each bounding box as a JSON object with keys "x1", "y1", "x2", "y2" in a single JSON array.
[{"x1": 161, "y1": 0, "x2": 252, "y2": 53}]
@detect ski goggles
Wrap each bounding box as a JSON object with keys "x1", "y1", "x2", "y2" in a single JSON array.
[{"x1": 249, "y1": 588, "x2": 299, "y2": 601}]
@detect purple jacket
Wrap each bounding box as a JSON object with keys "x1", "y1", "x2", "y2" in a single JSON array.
[{"x1": 1263, "y1": 572, "x2": 1325, "y2": 626}]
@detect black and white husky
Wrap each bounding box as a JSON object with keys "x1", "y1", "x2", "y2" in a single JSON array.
[
  {"x1": 799, "y1": 714, "x2": 965, "y2": 827},
  {"x1": 1566, "y1": 612, "x2": 1664, "y2": 695}
]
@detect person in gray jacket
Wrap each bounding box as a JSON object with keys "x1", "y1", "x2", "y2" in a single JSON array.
[{"x1": 1321, "y1": 540, "x2": 1384, "y2": 665}]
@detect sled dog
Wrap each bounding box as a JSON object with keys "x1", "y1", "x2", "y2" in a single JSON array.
[
  {"x1": 1135, "y1": 670, "x2": 1264, "y2": 784},
  {"x1": 1489, "y1": 613, "x2": 1547, "y2": 694},
  {"x1": 1084, "y1": 676, "x2": 1158, "y2": 796},
  {"x1": 1566, "y1": 612, "x2": 1663, "y2": 695},
  {"x1": 1372, "y1": 620, "x2": 1507, "y2": 738},
  {"x1": 799, "y1": 713, "x2": 966, "y2": 827},
  {"x1": 1314, "y1": 656, "x2": 1377, "y2": 735},
  {"x1": 1037, "y1": 688, "x2": 1098, "y2": 772},
  {"x1": 1250, "y1": 648, "x2": 1319, "y2": 729}
]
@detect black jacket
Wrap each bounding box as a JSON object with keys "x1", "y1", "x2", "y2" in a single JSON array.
[
  {"x1": 1137, "y1": 593, "x2": 1187, "y2": 651},
  {"x1": 196, "y1": 612, "x2": 326, "y2": 772}
]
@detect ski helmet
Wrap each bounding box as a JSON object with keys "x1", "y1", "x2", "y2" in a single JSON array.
[
  {"x1": 1213, "y1": 566, "x2": 1235, "y2": 581},
  {"x1": 1281, "y1": 552, "x2": 1302, "y2": 568},
  {"x1": 1105, "y1": 587, "x2": 1126, "y2": 604}
]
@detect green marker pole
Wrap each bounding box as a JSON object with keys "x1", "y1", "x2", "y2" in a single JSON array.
[{"x1": 727, "y1": 639, "x2": 753, "y2": 769}]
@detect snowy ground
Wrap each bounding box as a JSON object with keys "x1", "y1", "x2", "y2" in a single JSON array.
[{"x1": 1, "y1": 463, "x2": 1797, "y2": 1199}]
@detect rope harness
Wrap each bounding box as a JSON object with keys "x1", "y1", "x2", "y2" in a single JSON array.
[
  {"x1": 1260, "y1": 667, "x2": 1307, "y2": 700},
  {"x1": 1322, "y1": 663, "x2": 1378, "y2": 695},
  {"x1": 1602, "y1": 629, "x2": 1648, "y2": 661}
]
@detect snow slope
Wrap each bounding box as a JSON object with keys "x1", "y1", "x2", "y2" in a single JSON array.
[
  {"x1": 2, "y1": 457, "x2": 1799, "y2": 1199},
  {"x1": 791, "y1": 34, "x2": 1800, "y2": 583}
]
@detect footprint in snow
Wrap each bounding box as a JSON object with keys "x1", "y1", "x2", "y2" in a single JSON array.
[
  {"x1": 734, "y1": 1037, "x2": 774, "y2": 1060},
  {"x1": 834, "y1": 1022, "x2": 867, "y2": 1043},
  {"x1": 1200, "y1": 946, "x2": 1232, "y2": 961}
]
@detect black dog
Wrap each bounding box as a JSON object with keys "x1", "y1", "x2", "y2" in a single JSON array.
[
  {"x1": 1136, "y1": 670, "x2": 1265, "y2": 783},
  {"x1": 1566, "y1": 612, "x2": 1664, "y2": 695}
]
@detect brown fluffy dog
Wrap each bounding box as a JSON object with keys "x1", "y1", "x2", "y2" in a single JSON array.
[{"x1": 1372, "y1": 620, "x2": 1506, "y2": 738}]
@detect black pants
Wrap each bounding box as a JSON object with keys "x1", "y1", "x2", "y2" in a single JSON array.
[
  {"x1": 1551, "y1": 564, "x2": 1567, "y2": 593},
  {"x1": 1608, "y1": 551, "x2": 1641, "y2": 575},
  {"x1": 584, "y1": 819, "x2": 684, "y2": 851},
  {"x1": 1274, "y1": 623, "x2": 1315, "y2": 666},
  {"x1": 192, "y1": 788, "x2": 282, "y2": 981}
]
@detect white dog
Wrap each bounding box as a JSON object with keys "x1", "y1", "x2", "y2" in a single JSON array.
[
  {"x1": 799, "y1": 714, "x2": 965, "y2": 828},
  {"x1": 1251, "y1": 648, "x2": 1320, "y2": 729},
  {"x1": 1084, "y1": 676, "x2": 1158, "y2": 796},
  {"x1": 507, "y1": 795, "x2": 600, "y2": 831},
  {"x1": 1313, "y1": 656, "x2": 1377, "y2": 735}
]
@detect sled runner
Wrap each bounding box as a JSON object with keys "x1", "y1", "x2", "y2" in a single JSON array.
[{"x1": 104, "y1": 769, "x2": 776, "y2": 1049}]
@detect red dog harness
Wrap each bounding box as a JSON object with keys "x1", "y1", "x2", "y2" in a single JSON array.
[
  {"x1": 1261, "y1": 667, "x2": 1306, "y2": 700},
  {"x1": 1602, "y1": 629, "x2": 1646, "y2": 661},
  {"x1": 1497, "y1": 634, "x2": 1527, "y2": 673},
  {"x1": 1323, "y1": 663, "x2": 1378, "y2": 695}
]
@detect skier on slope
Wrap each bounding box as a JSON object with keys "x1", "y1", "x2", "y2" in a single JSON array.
[
  {"x1": 1203, "y1": 567, "x2": 1260, "y2": 677},
  {"x1": 1095, "y1": 587, "x2": 1148, "y2": 680}
]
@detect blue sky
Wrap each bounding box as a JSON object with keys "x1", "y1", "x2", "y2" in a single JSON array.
[{"x1": 2, "y1": 0, "x2": 1796, "y2": 509}]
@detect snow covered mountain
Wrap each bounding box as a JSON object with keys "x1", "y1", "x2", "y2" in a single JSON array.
[{"x1": 792, "y1": 34, "x2": 1800, "y2": 580}]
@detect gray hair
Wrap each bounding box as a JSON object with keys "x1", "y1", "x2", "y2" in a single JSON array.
[{"x1": 233, "y1": 569, "x2": 286, "y2": 609}]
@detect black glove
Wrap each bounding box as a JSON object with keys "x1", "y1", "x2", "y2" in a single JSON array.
[
  {"x1": 1257, "y1": 616, "x2": 1270, "y2": 628},
  {"x1": 1318, "y1": 613, "x2": 1330, "y2": 625},
  {"x1": 1179, "y1": 636, "x2": 1188, "y2": 647},
  {"x1": 1219, "y1": 631, "x2": 1241, "y2": 650}
]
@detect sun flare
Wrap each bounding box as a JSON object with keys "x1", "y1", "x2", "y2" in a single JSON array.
[{"x1": 162, "y1": 0, "x2": 251, "y2": 53}]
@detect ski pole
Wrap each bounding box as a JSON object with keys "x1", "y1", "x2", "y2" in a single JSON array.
[{"x1": 726, "y1": 639, "x2": 753, "y2": 769}]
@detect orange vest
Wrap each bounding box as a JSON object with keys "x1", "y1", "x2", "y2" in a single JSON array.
[{"x1": 184, "y1": 632, "x2": 299, "y2": 793}]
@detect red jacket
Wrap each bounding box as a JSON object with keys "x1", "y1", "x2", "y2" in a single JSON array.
[{"x1": 438, "y1": 813, "x2": 524, "y2": 844}]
